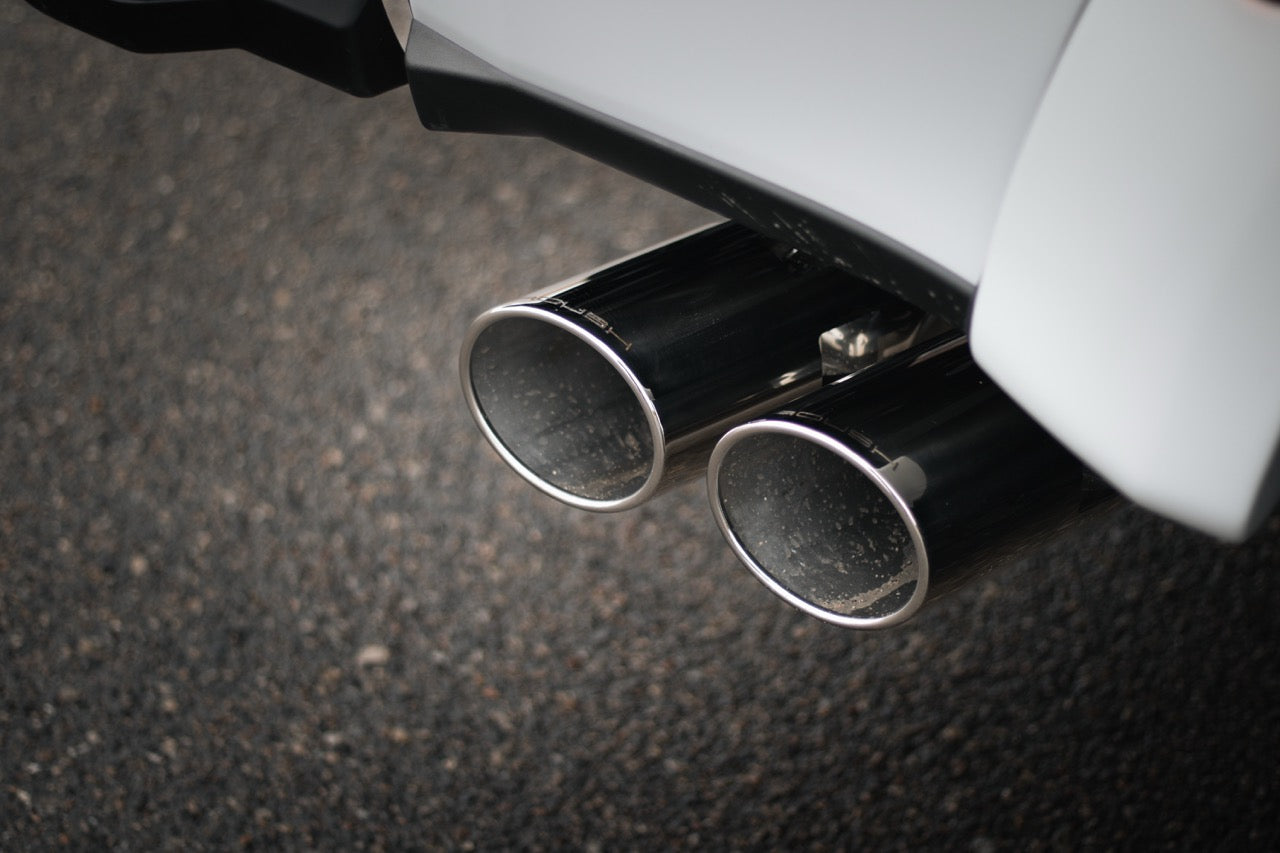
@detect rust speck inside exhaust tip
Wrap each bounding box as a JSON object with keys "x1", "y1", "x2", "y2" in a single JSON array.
[
  {"x1": 467, "y1": 315, "x2": 656, "y2": 505},
  {"x1": 714, "y1": 429, "x2": 922, "y2": 624}
]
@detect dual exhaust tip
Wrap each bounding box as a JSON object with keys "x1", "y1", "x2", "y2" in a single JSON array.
[
  {"x1": 462, "y1": 224, "x2": 1108, "y2": 628},
  {"x1": 466, "y1": 309, "x2": 661, "y2": 510},
  {"x1": 710, "y1": 420, "x2": 928, "y2": 627},
  {"x1": 463, "y1": 223, "x2": 912, "y2": 512}
]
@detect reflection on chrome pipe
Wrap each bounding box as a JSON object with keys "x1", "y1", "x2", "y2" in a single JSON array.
[
  {"x1": 818, "y1": 312, "x2": 953, "y2": 378},
  {"x1": 461, "y1": 222, "x2": 924, "y2": 511},
  {"x1": 708, "y1": 335, "x2": 1115, "y2": 628}
]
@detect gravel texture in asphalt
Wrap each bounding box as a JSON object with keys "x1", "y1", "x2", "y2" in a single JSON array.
[{"x1": 4, "y1": 6, "x2": 1280, "y2": 849}]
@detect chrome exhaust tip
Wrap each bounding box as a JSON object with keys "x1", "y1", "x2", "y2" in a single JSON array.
[
  {"x1": 462, "y1": 222, "x2": 924, "y2": 511},
  {"x1": 463, "y1": 304, "x2": 665, "y2": 510},
  {"x1": 709, "y1": 419, "x2": 929, "y2": 627},
  {"x1": 708, "y1": 337, "x2": 1113, "y2": 628}
]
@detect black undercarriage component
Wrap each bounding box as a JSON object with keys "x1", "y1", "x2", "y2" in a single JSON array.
[{"x1": 25, "y1": 0, "x2": 405, "y2": 97}]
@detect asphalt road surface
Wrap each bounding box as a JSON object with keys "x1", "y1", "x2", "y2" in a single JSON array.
[{"x1": 4, "y1": 6, "x2": 1280, "y2": 849}]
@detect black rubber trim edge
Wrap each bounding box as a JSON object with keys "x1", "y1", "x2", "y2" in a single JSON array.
[
  {"x1": 26, "y1": 0, "x2": 406, "y2": 97},
  {"x1": 405, "y1": 23, "x2": 973, "y2": 323}
]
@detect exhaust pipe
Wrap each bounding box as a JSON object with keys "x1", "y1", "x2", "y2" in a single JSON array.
[
  {"x1": 461, "y1": 222, "x2": 927, "y2": 510},
  {"x1": 708, "y1": 335, "x2": 1115, "y2": 628}
]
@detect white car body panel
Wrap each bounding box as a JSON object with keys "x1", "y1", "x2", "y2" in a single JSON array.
[
  {"x1": 972, "y1": 0, "x2": 1280, "y2": 541},
  {"x1": 409, "y1": 0, "x2": 1086, "y2": 286},
  {"x1": 408, "y1": 0, "x2": 1280, "y2": 540}
]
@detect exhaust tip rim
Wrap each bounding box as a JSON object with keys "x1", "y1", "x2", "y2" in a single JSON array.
[
  {"x1": 460, "y1": 303, "x2": 667, "y2": 512},
  {"x1": 708, "y1": 418, "x2": 931, "y2": 630}
]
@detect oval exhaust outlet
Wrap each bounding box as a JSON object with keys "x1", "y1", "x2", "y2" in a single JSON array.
[
  {"x1": 462, "y1": 222, "x2": 923, "y2": 511},
  {"x1": 465, "y1": 308, "x2": 660, "y2": 507},
  {"x1": 708, "y1": 337, "x2": 1114, "y2": 628},
  {"x1": 711, "y1": 420, "x2": 929, "y2": 625}
]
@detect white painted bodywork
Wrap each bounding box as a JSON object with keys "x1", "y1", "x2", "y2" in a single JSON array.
[
  {"x1": 409, "y1": 0, "x2": 1086, "y2": 286},
  {"x1": 973, "y1": 0, "x2": 1280, "y2": 541},
  {"x1": 410, "y1": 0, "x2": 1280, "y2": 539}
]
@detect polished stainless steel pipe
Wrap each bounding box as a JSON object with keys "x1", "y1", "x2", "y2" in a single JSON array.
[
  {"x1": 708, "y1": 335, "x2": 1114, "y2": 628},
  {"x1": 461, "y1": 222, "x2": 923, "y2": 510}
]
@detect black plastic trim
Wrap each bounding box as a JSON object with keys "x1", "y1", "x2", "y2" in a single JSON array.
[
  {"x1": 405, "y1": 23, "x2": 973, "y2": 324},
  {"x1": 25, "y1": 0, "x2": 406, "y2": 97}
]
